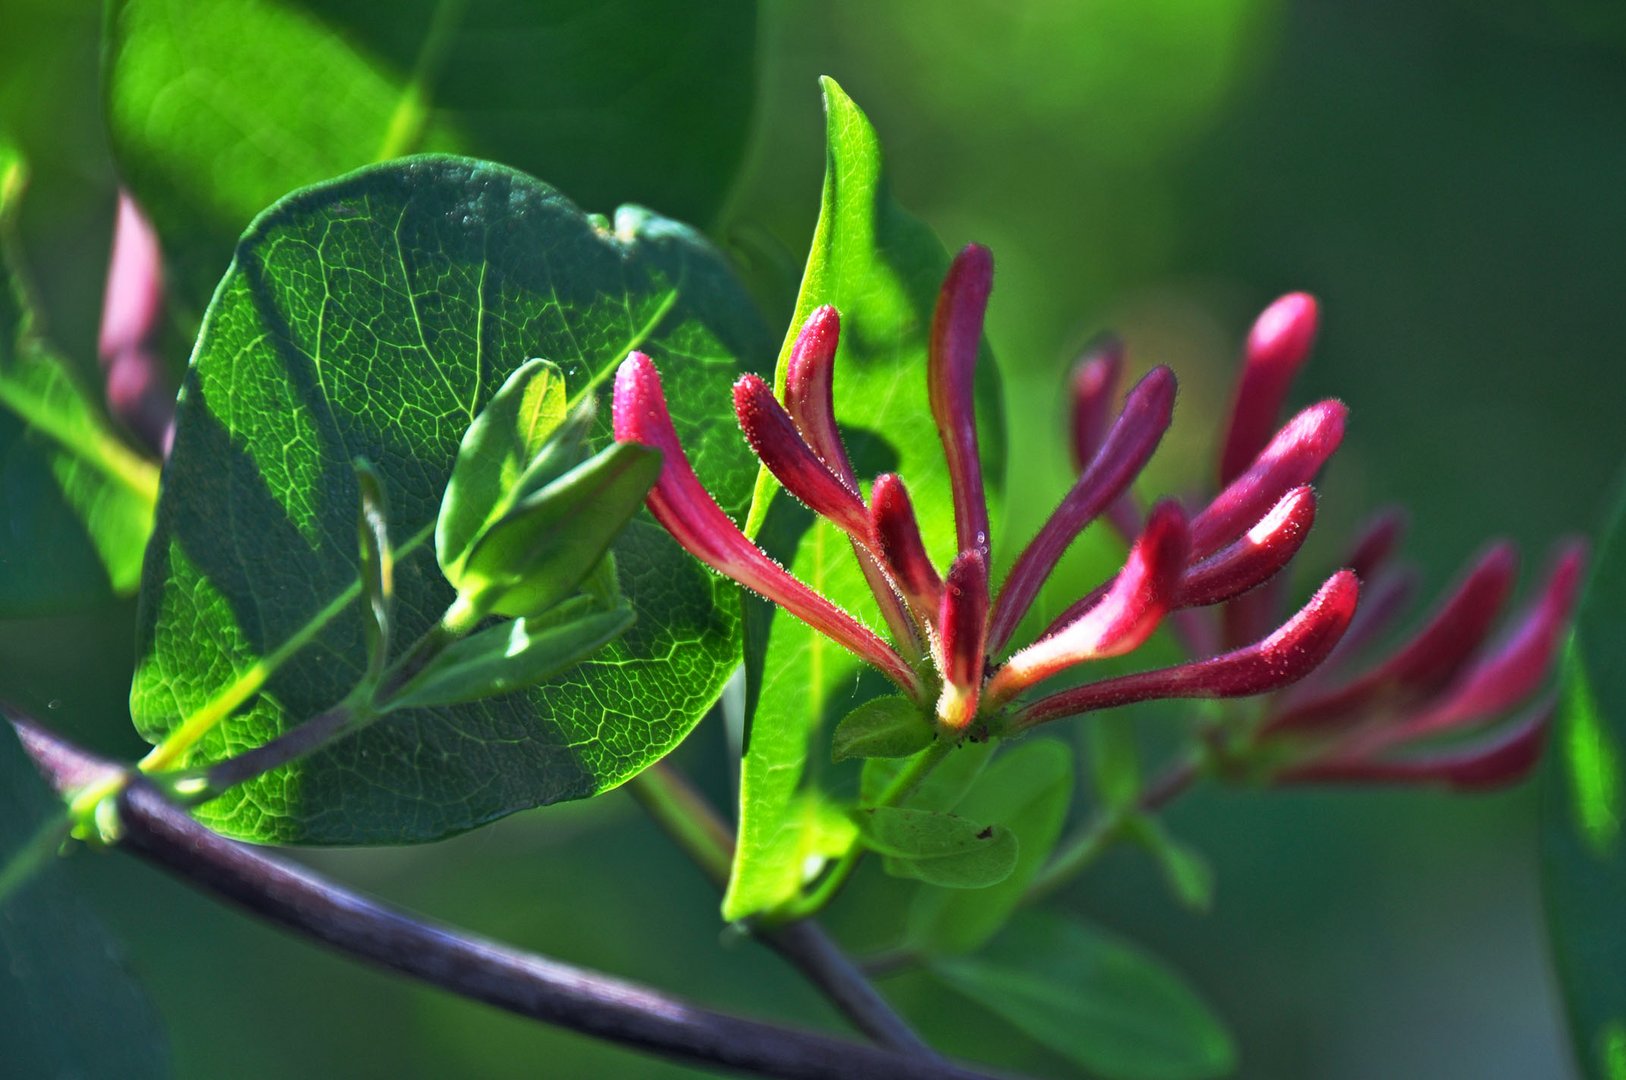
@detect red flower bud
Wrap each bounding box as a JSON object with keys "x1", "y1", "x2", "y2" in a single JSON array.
[
  {"x1": 783, "y1": 305, "x2": 857, "y2": 486},
  {"x1": 1177, "y1": 486, "x2": 1317, "y2": 608},
  {"x1": 733, "y1": 373, "x2": 871, "y2": 541},
  {"x1": 936, "y1": 550, "x2": 990, "y2": 730},
  {"x1": 1070, "y1": 335, "x2": 1125, "y2": 469},
  {"x1": 929, "y1": 244, "x2": 995, "y2": 559},
  {"x1": 871, "y1": 473, "x2": 943, "y2": 615},
  {"x1": 1218, "y1": 292, "x2": 1320, "y2": 485}
]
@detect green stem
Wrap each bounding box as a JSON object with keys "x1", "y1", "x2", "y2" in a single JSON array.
[
  {"x1": 777, "y1": 739, "x2": 953, "y2": 923},
  {"x1": 628, "y1": 762, "x2": 735, "y2": 888},
  {"x1": 0, "y1": 812, "x2": 69, "y2": 904}
]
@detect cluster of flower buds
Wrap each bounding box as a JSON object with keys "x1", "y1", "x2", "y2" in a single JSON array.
[{"x1": 615, "y1": 244, "x2": 1519, "y2": 758}]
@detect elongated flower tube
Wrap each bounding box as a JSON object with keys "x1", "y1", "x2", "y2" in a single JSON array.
[
  {"x1": 936, "y1": 552, "x2": 990, "y2": 731},
  {"x1": 1218, "y1": 293, "x2": 1320, "y2": 485},
  {"x1": 929, "y1": 244, "x2": 995, "y2": 559},
  {"x1": 615, "y1": 261, "x2": 1580, "y2": 782},
  {"x1": 989, "y1": 365, "x2": 1177, "y2": 653},
  {"x1": 783, "y1": 305, "x2": 856, "y2": 486},
  {"x1": 612, "y1": 353, "x2": 920, "y2": 696},
  {"x1": 1011, "y1": 571, "x2": 1360, "y2": 731},
  {"x1": 734, "y1": 373, "x2": 871, "y2": 541}
]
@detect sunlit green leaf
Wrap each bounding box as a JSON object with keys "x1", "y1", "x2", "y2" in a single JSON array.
[
  {"x1": 0, "y1": 718, "x2": 168, "y2": 1077},
  {"x1": 724, "y1": 78, "x2": 1006, "y2": 921},
  {"x1": 931, "y1": 912, "x2": 1235, "y2": 1080},
  {"x1": 133, "y1": 157, "x2": 772, "y2": 843},
  {"x1": 908, "y1": 738, "x2": 1073, "y2": 954},
  {"x1": 1545, "y1": 488, "x2": 1626, "y2": 1080},
  {"x1": 831, "y1": 695, "x2": 934, "y2": 762},
  {"x1": 104, "y1": 0, "x2": 758, "y2": 307}
]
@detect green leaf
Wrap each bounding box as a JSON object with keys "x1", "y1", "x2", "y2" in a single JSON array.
[
  {"x1": 931, "y1": 912, "x2": 1236, "y2": 1080},
  {"x1": 1090, "y1": 711, "x2": 1143, "y2": 811},
  {"x1": 855, "y1": 806, "x2": 1019, "y2": 889},
  {"x1": 437, "y1": 357, "x2": 571, "y2": 575},
  {"x1": 908, "y1": 738, "x2": 1074, "y2": 954},
  {"x1": 1545, "y1": 488, "x2": 1626, "y2": 1080},
  {"x1": 0, "y1": 140, "x2": 159, "y2": 615},
  {"x1": 458, "y1": 442, "x2": 661, "y2": 619},
  {"x1": 724, "y1": 78, "x2": 1006, "y2": 921},
  {"x1": 387, "y1": 601, "x2": 634, "y2": 710},
  {"x1": 104, "y1": 0, "x2": 759, "y2": 307},
  {"x1": 832, "y1": 695, "x2": 934, "y2": 762},
  {"x1": 132, "y1": 156, "x2": 773, "y2": 844},
  {"x1": 863, "y1": 740, "x2": 994, "y2": 808},
  {"x1": 0, "y1": 719, "x2": 169, "y2": 1077},
  {"x1": 354, "y1": 459, "x2": 394, "y2": 687}
]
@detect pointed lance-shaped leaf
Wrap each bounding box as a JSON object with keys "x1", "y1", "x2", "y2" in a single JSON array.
[
  {"x1": 459, "y1": 441, "x2": 660, "y2": 620},
  {"x1": 612, "y1": 352, "x2": 921, "y2": 696},
  {"x1": 937, "y1": 550, "x2": 990, "y2": 731},
  {"x1": 872, "y1": 472, "x2": 943, "y2": 615},
  {"x1": 1268, "y1": 541, "x2": 1518, "y2": 733},
  {"x1": 929, "y1": 243, "x2": 994, "y2": 559},
  {"x1": 1218, "y1": 292, "x2": 1319, "y2": 486},
  {"x1": 1177, "y1": 486, "x2": 1317, "y2": 609},
  {"x1": 990, "y1": 365, "x2": 1177, "y2": 653},
  {"x1": 733, "y1": 372, "x2": 871, "y2": 540},
  {"x1": 990, "y1": 501, "x2": 1190, "y2": 706},
  {"x1": 783, "y1": 304, "x2": 856, "y2": 487},
  {"x1": 353, "y1": 458, "x2": 393, "y2": 687},
  {"x1": 1070, "y1": 334, "x2": 1125, "y2": 469},
  {"x1": 1190, "y1": 400, "x2": 1346, "y2": 559},
  {"x1": 437, "y1": 358, "x2": 570, "y2": 576},
  {"x1": 1345, "y1": 507, "x2": 1408, "y2": 581},
  {"x1": 385, "y1": 601, "x2": 635, "y2": 711},
  {"x1": 1012, "y1": 570, "x2": 1358, "y2": 730},
  {"x1": 1356, "y1": 541, "x2": 1585, "y2": 751}
]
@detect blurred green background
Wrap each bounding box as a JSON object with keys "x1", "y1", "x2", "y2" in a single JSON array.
[{"x1": 4, "y1": 0, "x2": 1624, "y2": 1076}]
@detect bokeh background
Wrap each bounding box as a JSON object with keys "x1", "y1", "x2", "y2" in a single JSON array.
[{"x1": 4, "y1": 0, "x2": 1625, "y2": 1076}]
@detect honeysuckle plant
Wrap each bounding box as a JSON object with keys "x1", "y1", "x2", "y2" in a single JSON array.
[{"x1": 0, "y1": 16, "x2": 1611, "y2": 1078}]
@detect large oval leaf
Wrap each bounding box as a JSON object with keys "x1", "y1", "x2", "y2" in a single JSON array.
[
  {"x1": 1544, "y1": 485, "x2": 1626, "y2": 1079},
  {"x1": 104, "y1": 0, "x2": 759, "y2": 308},
  {"x1": 132, "y1": 156, "x2": 772, "y2": 844},
  {"x1": 723, "y1": 79, "x2": 1007, "y2": 921}
]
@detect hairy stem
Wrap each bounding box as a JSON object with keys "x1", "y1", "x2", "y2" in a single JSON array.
[
  {"x1": 630, "y1": 761, "x2": 940, "y2": 1059},
  {"x1": 11, "y1": 716, "x2": 1004, "y2": 1080}
]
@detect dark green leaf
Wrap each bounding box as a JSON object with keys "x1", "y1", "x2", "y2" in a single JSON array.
[
  {"x1": 932, "y1": 912, "x2": 1235, "y2": 1080},
  {"x1": 832, "y1": 695, "x2": 934, "y2": 762},
  {"x1": 1090, "y1": 711, "x2": 1143, "y2": 811},
  {"x1": 0, "y1": 719, "x2": 168, "y2": 1077},
  {"x1": 725, "y1": 78, "x2": 1006, "y2": 921},
  {"x1": 856, "y1": 805, "x2": 1019, "y2": 889},
  {"x1": 437, "y1": 357, "x2": 570, "y2": 576},
  {"x1": 908, "y1": 738, "x2": 1074, "y2": 953},
  {"x1": 863, "y1": 740, "x2": 994, "y2": 809},
  {"x1": 1125, "y1": 813, "x2": 1215, "y2": 913},
  {"x1": 354, "y1": 459, "x2": 394, "y2": 686},
  {"x1": 0, "y1": 141, "x2": 159, "y2": 615},
  {"x1": 132, "y1": 157, "x2": 773, "y2": 843},
  {"x1": 387, "y1": 601, "x2": 634, "y2": 710},
  {"x1": 104, "y1": 0, "x2": 758, "y2": 307},
  {"x1": 459, "y1": 442, "x2": 660, "y2": 619},
  {"x1": 1545, "y1": 489, "x2": 1626, "y2": 1080}
]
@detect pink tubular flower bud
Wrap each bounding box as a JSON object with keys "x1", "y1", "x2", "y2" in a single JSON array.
[
  {"x1": 1360, "y1": 541, "x2": 1585, "y2": 751},
  {"x1": 783, "y1": 305, "x2": 856, "y2": 487},
  {"x1": 1190, "y1": 400, "x2": 1346, "y2": 559},
  {"x1": 929, "y1": 244, "x2": 995, "y2": 559},
  {"x1": 1177, "y1": 486, "x2": 1317, "y2": 608},
  {"x1": 871, "y1": 473, "x2": 943, "y2": 615},
  {"x1": 613, "y1": 353, "x2": 920, "y2": 696},
  {"x1": 1277, "y1": 699, "x2": 1551, "y2": 791},
  {"x1": 936, "y1": 550, "x2": 990, "y2": 731},
  {"x1": 1344, "y1": 507, "x2": 1408, "y2": 581},
  {"x1": 733, "y1": 373, "x2": 872, "y2": 541},
  {"x1": 1011, "y1": 570, "x2": 1359, "y2": 730},
  {"x1": 1218, "y1": 293, "x2": 1320, "y2": 485},
  {"x1": 1070, "y1": 335, "x2": 1125, "y2": 469},
  {"x1": 99, "y1": 190, "x2": 174, "y2": 455},
  {"x1": 1268, "y1": 542, "x2": 1517, "y2": 733},
  {"x1": 989, "y1": 365, "x2": 1177, "y2": 653},
  {"x1": 988, "y1": 501, "x2": 1189, "y2": 706}
]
